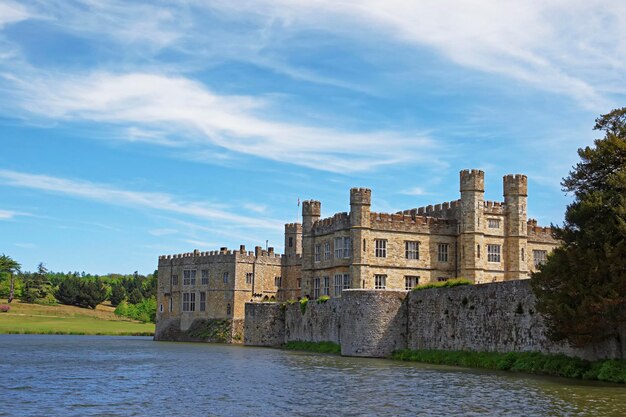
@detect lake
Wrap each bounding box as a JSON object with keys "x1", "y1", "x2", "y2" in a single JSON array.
[{"x1": 1, "y1": 335, "x2": 624, "y2": 416}]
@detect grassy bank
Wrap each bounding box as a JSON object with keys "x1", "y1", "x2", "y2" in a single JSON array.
[
  {"x1": 392, "y1": 349, "x2": 626, "y2": 384},
  {"x1": 284, "y1": 341, "x2": 341, "y2": 354},
  {"x1": 0, "y1": 299, "x2": 154, "y2": 336}
]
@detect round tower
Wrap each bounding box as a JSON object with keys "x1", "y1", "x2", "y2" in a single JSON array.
[
  {"x1": 350, "y1": 187, "x2": 371, "y2": 228},
  {"x1": 459, "y1": 169, "x2": 485, "y2": 282},
  {"x1": 503, "y1": 174, "x2": 528, "y2": 280},
  {"x1": 301, "y1": 200, "x2": 321, "y2": 234}
]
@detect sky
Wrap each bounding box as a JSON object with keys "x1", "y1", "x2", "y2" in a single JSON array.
[{"x1": 1, "y1": 1, "x2": 625, "y2": 274}]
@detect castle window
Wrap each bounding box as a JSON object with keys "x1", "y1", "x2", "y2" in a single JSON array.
[
  {"x1": 343, "y1": 238, "x2": 351, "y2": 258},
  {"x1": 275, "y1": 276, "x2": 282, "y2": 287},
  {"x1": 533, "y1": 250, "x2": 547, "y2": 267},
  {"x1": 488, "y1": 219, "x2": 500, "y2": 229},
  {"x1": 405, "y1": 276, "x2": 419, "y2": 290},
  {"x1": 169, "y1": 298, "x2": 173, "y2": 312},
  {"x1": 374, "y1": 274, "x2": 386, "y2": 290},
  {"x1": 246, "y1": 273, "x2": 253, "y2": 285},
  {"x1": 201, "y1": 269, "x2": 209, "y2": 285},
  {"x1": 437, "y1": 277, "x2": 448, "y2": 282},
  {"x1": 171, "y1": 274, "x2": 178, "y2": 286},
  {"x1": 343, "y1": 274, "x2": 350, "y2": 290},
  {"x1": 405, "y1": 241, "x2": 419, "y2": 260},
  {"x1": 182, "y1": 292, "x2": 195, "y2": 312},
  {"x1": 334, "y1": 274, "x2": 342, "y2": 296},
  {"x1": 226, "y1": 303, "x2": 231, "y2": 316},
  {"x1": 199, "y1": 291, "x2": 206, "y2": 312},
  {"x1": 323, "y1": 276, "x2": 330, "y2": 296},
  {"x1": 363, "y1": 239, "x2": 366, "y2": 252},
  {"x1": 223, "y1": 272, "x2": 229, "y2": 283},
  {"x1": 477, "y1": 244, "x2": 480, "y2": 258},
  {"x1": 438, "y1": 244, "x2": 449, "y2": 262},
  {"x1": 314, "y1": 244, "x2": 321, "y2": 262},
  {"x1": 296, "y1": 278, "x2": 301, "y2": 289},
  {"x1": 521, "y1": 248, "x2": 525, "y2": 261},
  {"x1": 324, "y1": 242, "x2": 331, "y2": 260},
  {"x1": 159, "y1": 303, "x2": 163, "y2": 313},
  {"x1": 333, "y1": 274, "x2": 351, "y2": 296},
  {"x1": 289, "y1": 237, "x2": 293, "y2": 248},
  {"x1": 375, "y1": 239, "x2": 387, "y2": 258},
  {"x1": 487, "y1": 244, "x2": 501, "y2": 262},
  {"x1": 313, "y1": 277, "x2": 321, "y2": 299},
  {"x1": 183, "y1": 269, "x2": 196, "y2": 286}
]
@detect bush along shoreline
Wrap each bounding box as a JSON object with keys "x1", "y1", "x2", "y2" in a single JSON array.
[
  {"x1": 391, "y1": 349, "x2": 626, "y2": 384},
  {"x1": 284, "y1": 341, "x2": 341, "y2": 354}
]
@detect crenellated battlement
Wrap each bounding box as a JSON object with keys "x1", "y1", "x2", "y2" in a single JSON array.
[
  {"x1": 350, "y1": 187, "x2": 372, "y2": 206},
  {"x1": 158, "y1": 244, "x2": 284, "y2": 263},
  {"x1": 311, "y1": 212, "x2": 350, "y2": 234},
  {"x1": 398, "y1": 199, "x2": 461, "y2": 220},
  {"x1": 527, "y1": 219, "x2": 558, "y2": 242},
  {"x1": 460, "y1": 169, "x2": 485, "y2": 192},
  {"x1": 504, "y1": 174, "x2": 528, "y2": 196},
  {"x1": 483, "y1": 200, "x2": 506, "y2": 214}
]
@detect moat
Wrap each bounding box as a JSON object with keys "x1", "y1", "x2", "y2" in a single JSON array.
[{"x1": 2, "y1": 335, "x2": 624, "y2": 417}]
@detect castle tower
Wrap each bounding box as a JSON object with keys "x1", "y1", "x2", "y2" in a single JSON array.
[
  {"x1": 284, "y1": 223, "x2": 302, "y2": 257},
  {"x1": 459, "y1": 169, "x2": 485, "y2": 282},
  {"x1": 349, "y1": 188, "x2": 371, "y2": 289},
  {"x1": 503, "y1": 174, "x2": 529, "y2": 280},
  {"x1": 301, "y1": 200, "x2": 321, "y2": 298}
]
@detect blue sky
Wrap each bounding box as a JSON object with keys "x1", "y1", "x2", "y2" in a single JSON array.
[{"x1": 1, "y1": 1, "x2": 625, "y2": 274}]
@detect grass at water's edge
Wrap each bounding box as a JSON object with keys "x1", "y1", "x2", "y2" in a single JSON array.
[
  {"x1": 1, "y1": 329, "x2": 153, "y2": 336},
  {"x1": 284, "y1": 341, "x2": 341, "y2": 354},
  {"x1": 391, "y1": 349, "x2": 626, "y2": 384}
]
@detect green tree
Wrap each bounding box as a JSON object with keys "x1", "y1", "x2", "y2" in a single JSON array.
[
  {"x1": 0, "y1": 254, "x2": 21, "y2": 303},
  {"x1": 532, "y1": 107, "x2": 626, "y2": 349},
  {"x1": 54, "y1": 277, "x2": 107, "y2": 309},
  {"x1": 22, "y1": 263, "x2": 52, "y2": 303},
  {"x1": 128, "y1": 287, "x2": 143, "y2": 305},
  {"x1": 109, "y1": 282, "x2": 126, "y2": 306}
]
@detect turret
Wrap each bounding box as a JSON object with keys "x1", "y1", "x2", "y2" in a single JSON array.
[
  {"x1": 284, "y1": 223, "x2": 302, "y2": 256},
  {"x1": 503, "y1": 174, "x2": 528, "y2": 279},
  {"x1": 302, "y1": 200, "x2": 321, "y2": 234},
  {"x1": 350, "y1": 188, "x2": 371, "y2": 228},
  {"x1": 458, "y1": 169, "x2": 485, "y2": 282}
]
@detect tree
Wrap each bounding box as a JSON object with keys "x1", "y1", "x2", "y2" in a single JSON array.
[
  {"x1": 54, "y1": 276, "x2": 107, "y2": 309},
  {"x1": 0, "y1": 254, "x2": 21, "y2": 303},
  {"x1": 22, "y1": 263, "x2": 52, "y2": 303},
  {"x1": 109, "y1": 282, "x2": 126, "y2": 306},
  {"x1": 532, "y1": 107, "x2": 626, "y2": 349}
]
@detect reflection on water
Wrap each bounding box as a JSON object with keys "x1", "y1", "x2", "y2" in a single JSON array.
[{"x1": 0, "y1": 335, "x2": 624, "y2": 417}]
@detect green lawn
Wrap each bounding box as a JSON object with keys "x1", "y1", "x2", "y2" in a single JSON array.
[{"x1": 0, "y1": 299, "x2": 154, "y2": 336}]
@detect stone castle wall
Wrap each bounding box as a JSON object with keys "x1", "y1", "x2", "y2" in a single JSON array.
[{"x1": 244, "y1": 281, "x2": 626, "y2": 360}]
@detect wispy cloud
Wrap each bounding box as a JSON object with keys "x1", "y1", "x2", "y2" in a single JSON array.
[
  {"x1": 149, "y1": 228, "x2": 178, "y2": 237},
  {"x1": 0, "y1": 169, "x2": 282, "y2": 230},
  {"x1": 0, "y1": 209, "x2": 31, "y2": 220},
  {"x1": 8, "y1": 71, "x2": 436, "y2": 172},
  {"x1": 400, "y1": 187, "x2": 430, "y2": 196},
  {"x1": 0, "y1": 1, "x2": 32, "y2": 28},
  {"x1": 14, "y1": 242, "x2": 36, "y2": 249},
  {"x1": 206, "y1": 0, "x2": 625, "y2": 110}
]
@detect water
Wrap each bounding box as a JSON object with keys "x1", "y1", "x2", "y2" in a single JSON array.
[{"x1": 1, "y1": 335, "x2": 624, "y2": 417}]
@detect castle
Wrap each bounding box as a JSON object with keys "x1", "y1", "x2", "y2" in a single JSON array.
[{"x1": 155, "y1": 170, "x2": 558, "y2": 339}]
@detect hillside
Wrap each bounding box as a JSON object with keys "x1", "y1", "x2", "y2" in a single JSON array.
[{"x1": 0, "y1": 299, "x2": 154, "y2": 336}]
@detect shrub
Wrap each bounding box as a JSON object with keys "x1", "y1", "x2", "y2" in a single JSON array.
[
  {"x1": 317, "y1": 295, "x2": 330, "y2": 304},
  {"x1": 391, "y1": 349, "x2": 626, "y2": 384},
  {"x1": 284, "y1": 341, "x2": 341, "y2": 354},
  {"x1": 114, "y1": 297, "x2": 156, "y2": 323},
  {"x1": 0, "y1": 304, "x2": 10, "y2": 312},
  {"x1": 412, "y1": 278, "x2": 472, "y2": 292},
  {"x1": 299, "y1": 297, "x2": 309, "y2": 314}
]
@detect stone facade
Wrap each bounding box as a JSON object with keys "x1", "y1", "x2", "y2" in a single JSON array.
[
  {"x1": 301, "y1": 169, "x2": 559, "y2": 298},
  {"x1": 156, "y1": 169, "x2": 558, "y2": 341}
]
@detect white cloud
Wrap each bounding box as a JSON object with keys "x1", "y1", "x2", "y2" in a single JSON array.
[
  {"x1": 14, "y1": 242, "x2": 36, "y2": 249},
  {"x1": 9, "y1": 71, "x2": 436, "y2": 172},
  {"x1": 0, "y1": 1, "x2": 32, "y2": 28},
  {"x1": 205, "y1": 0, "x2": 626, "y2": 110},
  {"x1": 0, "y1": 169, "x2": 283, "y2": 230},
  {"x1": 182, "y1": 239, "x2": 218, "y2": 249},
  {"x1": 149, "y1": 228, "x2": 178, "y2": 237},
  {"x1": 400, "y1": 187, "x2": 430, "y2": 196},
  {"x1": 0, "y1": 209, "x2": 30, "y2": 220}
]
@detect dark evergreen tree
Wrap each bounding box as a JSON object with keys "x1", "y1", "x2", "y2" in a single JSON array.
[
  {"x1": 109, "y1": 283, "x2": 126, "y2": 306},
  {"x1": 0, "y1": 254, "x2": 21, "y2": 303},
  {"x1": 22, "y1": 263, "x2": 52, "y2": 303},
  {"x1": 532, "y1": 107, "x2": 626, "y2": 349}
]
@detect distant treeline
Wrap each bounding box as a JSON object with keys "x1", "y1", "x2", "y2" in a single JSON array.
[{"x1": 0, "y1": 256, "x2": 157, "y2": 323}]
